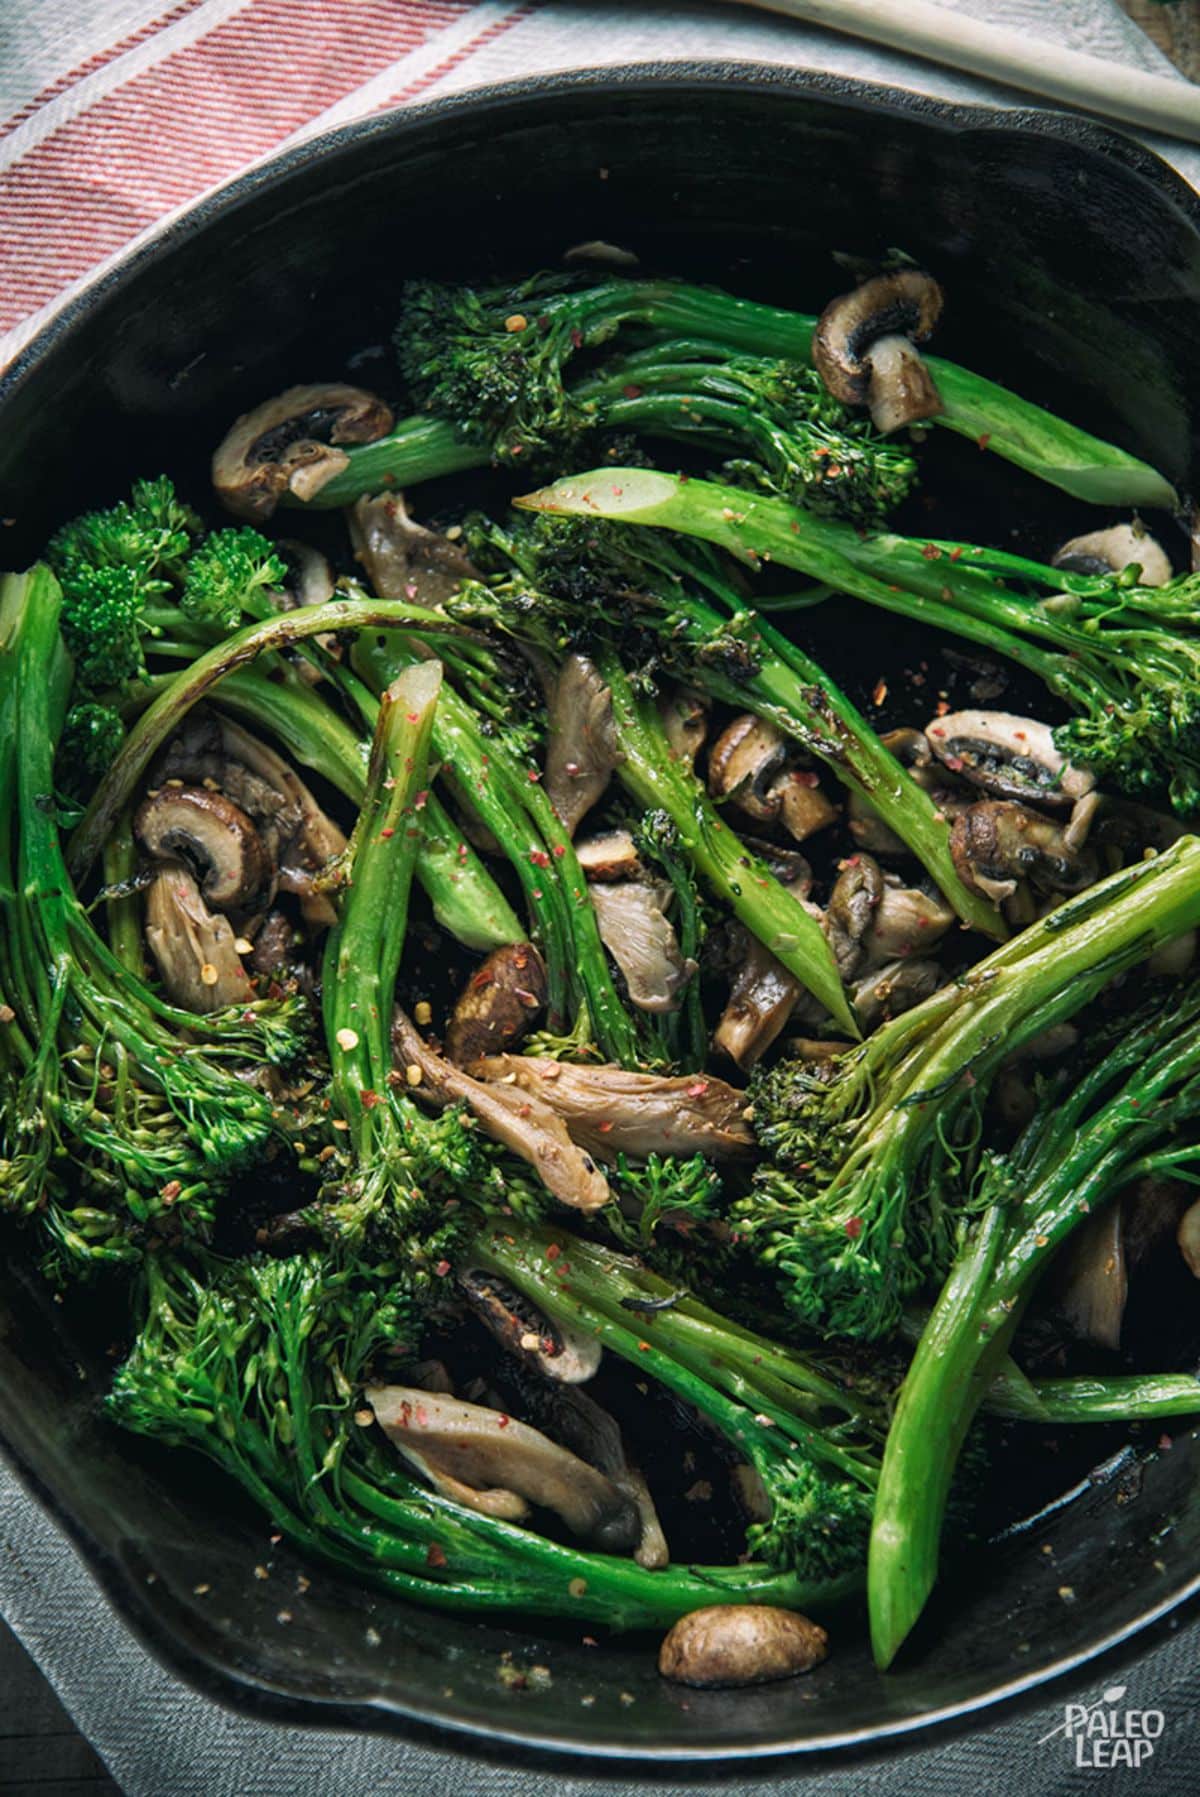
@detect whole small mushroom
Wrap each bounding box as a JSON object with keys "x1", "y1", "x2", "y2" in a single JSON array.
[
  {"x1": 708, "y1": 715, "x2": 835, "y2": 845},
  {"x1": 658, "y1": 1605, "x2": 828, "y2": 1689},
  {"x1": 135, "y1": 786, "x2": 271, "y2": 913},
  {"x1": 813, "y1": 270, "x2": 944, "y2": 435}
]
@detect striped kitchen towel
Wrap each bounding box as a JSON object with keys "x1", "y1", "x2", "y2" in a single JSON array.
[{"x1": 0, "y1": 0, "x2": 1194, "y2": 376}]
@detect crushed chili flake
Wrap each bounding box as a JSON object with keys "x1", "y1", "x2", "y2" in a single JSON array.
[
  {"x1": 622, "y1": 383, "x2": 643, "y2": 399},
  {"x1": 949, "y1": 547, "x2": 964, "y2": 561},
  {"x1": 920, "y1": 543, "x2": 942, "y2": 561},
  {"x1": 545, "y1": 1243, "x2": 561, "y2": 1261},
  {"x1": 359, "y1": 1088, "x2": 382, "y2": 1110},
  {"x1": 977, "y1": 433, "x2": 991, "y2": 450},
  {"x1": 427, "y1": 1543, "x2": 448, "y2": 1568},
  {"x1": 872, "y1": 678, "x2": 888, "y2": 706},
  {"x1": 434, "y1": 1259, "x2": 452, "y2": 1277},
  {"x1": 160, "y1": 1180, "x2": 182, "y2": 1202},
  {"x1": 529, "y1": 849, "x2": 551, "y2": 868},
  {"x1": 844, "y1": 1217, "x2": 864, "y2": 1239}
]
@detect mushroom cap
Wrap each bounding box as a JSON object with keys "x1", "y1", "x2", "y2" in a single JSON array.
[
  {"x1": 212, "y1": 383, "x2": 394, "y2": 521},
  {"x1": 813, "y1": 270, "x2": 943, "y2": 406},
  {"x1": 135, "y1": 785, "x2": 270, "y2": 911},
  {"x1": 925, "y1": 709, "x2": 1094, "y2": 809},
  {"x1": 707, "y1": 714, "x2": 791, "y2": 822},
  {"x1": 658, "y1": 1605, "x2": 828, "y2": 1688},
  {"x1": 1053, "y1": 523, "x2": 1172, "y2": 589}
]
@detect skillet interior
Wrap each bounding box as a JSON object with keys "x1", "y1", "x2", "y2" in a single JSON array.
[{"x1": 0, "y1": 64, "x2": 1199, "y2": 1762}]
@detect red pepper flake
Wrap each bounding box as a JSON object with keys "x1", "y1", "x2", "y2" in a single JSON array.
[
  {"x1": 597, "y1": 1120, "x2": 613, "y2": 1133},
  {"x1": 527, "y1": 768, "x2": 541, "y2": 782},
  {"x1": 622, "y1": 383, "x2": 643, "y2": 399},
  {"x1": 920, "y1": 543, "x2": 942, "y2": 561},
  {"x1": 872, "y1": 678, "x2": 888, "y2": 707},
  {"x1": 552, "y1": 843, "x2": 566, "y2": 857},
  {"x1": 496, "y1": 1414, "x2": 511, "y2": 1429},
  {"x1": 844, "y1": 1217, "x2": 864, "y2": 1240},
  {"x1": 977, "y1": 433, "x2": 991, "y2": 450},
  {"x1": 434, "y1": 1259, "x2": 452, "y2": 1277},
  {"x1": 949, "y1": 547, "x2": 964, "y2": 561},
  {"x1": 406, "y1": 712, "x2": 420, "y2": 724},
  {"x1": 160, "y1": 1180, "x2": 182, "y2": 1203},
  {"x1": 685, "y1": 1080, "x2": 710, "y2": 1099},
  {"x1": 529, "y1": 849, "x2": 551, "y2": 868},
  {"x1": 426, "y1": 1543, "x2": 448, "y2": 1568},
  {"x1": 545, "y1": 1243, "x2": 561, "y2": 1262},
  {"x1": 379, "y1": 827, "x2": 395, "y2": 840},
  {"x1": 792, "y1": 769, "x2": 819, "y2": 788},
  {"x1": 1159, "y1": 1433, "x2": 1174, "y2": 1451},
  {"x1": 570, "y1": 327, "x2": 584, "y2": 348},
  {"x1": 638, "y1": 1341, "x2": 652, "y2": 1353},
  {"x1": 360, "y1": 1088, "x2": 382, "y2": 1110},
  {"x1": 413, "y1": 789, "x2": 429, "y2": 811}
]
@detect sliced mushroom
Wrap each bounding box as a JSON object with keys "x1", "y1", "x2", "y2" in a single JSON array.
[
  {"x1": 445, "y1": 943, "x2": 547, "y2": 1065},
  {"x1": 660, "y1": 688, "x2": 710, "y2": 772},
  {"x1": 707, "y1": 715, "x2": 788, "y2": 824},
  {"x1": 737, "y1": 837, "x2": 813, "y2": 892},
  {"x1": 212, "y1": 383, "x2": 394, "y2": 521},
  {"x1": 588, "y1": 879, "x2": 694, "y2": 1013},
  {"x1": 368, "y1": 1386, "x2": 639, "y2": 1550},
  {"x1": 861, "y1": 879, "x2": 955, "y2": 968},
  {"x1": 136, "y1": 786, "x2": 270, "y2": 912},
  {"x1": 575, "y1": 829, "x2": 641, "y2": 881},
  {"x1": 1053, "y1": 523, "x2": 1171, "y2": 587},
  {"x1": 825, "y1": 855, "x2": 885, "y2": 980},
  {"x1": 349, "y1": 491, "x2": 479, "y2": 604},
  {"x1": 1054, "y1": 1205, "x2": 1127, "y2": 1352},
  {"x1": 544, "y1": 652, "x2": 623, "y2": 837},
  {"x1": 713, "y1": 928, "x2": 805, "y2": 1070},
  {"x1": 950, "y1": 801, "x2": 1098, "y2": 906},
  {"x1": 813, "y1": 270, "x2": 944, "y2": 434},
  {"x1": 458, "y1": 1267, "x2": 602, "y2": 1384},
  {"x1": 925, "y1": 711, "x2": 1094, "y2": 812},
  {"x1": 482, "y1": 1359, "x2": 668, "y2": 1569},
  {"x1": 1178, "y1": 1198, "x2": 1200, "y2": 1278},
  {"x1": 851, "y1": 958, "x2": 944, "y2": 1031},
  {"x1": 277, "y1": 539, "x2": 336, "y2": 609},
  {"x1": 771, "y1": 771, "x2": 838, "y2": 844},
  {"x1": 470, "y1": 1057, "x2": 754, "y2": 1162},
  {"x1": 394, "y1": 1011, "x2": 610, "y2": 1213},
  {"x1": 249, "y1": 909, "x2": 296, "y2": 975},
  {"x1": 143, "y1": 866, "x2": 253, "y2": 1011}
]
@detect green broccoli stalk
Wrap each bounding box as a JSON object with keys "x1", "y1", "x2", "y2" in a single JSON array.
[
  {"x1": 108, "y1": 1245, "x2": 863, "y2": 1627},
  {"x1": 518, "y1": 468, "x2": 1200, "y2": 814},
  {"x1": 0, "y1": 569, "x2": 307, "y2": 1277},
  {"x1": 739, "y1": 837, "x2": 1200, "y2": 1342},
  {"x1": 463, "y1": 509, "x2": 1002, "y2": 941},
  {"x1": 350, "y1": 632, "x2": 646, "y2": 1065},
  {"x1": 300, "y1": 275, "x2": 1175, "y2": 510},
  {"x1": 870, "y1": 982, "x2": 1200, "y2": 1669}
]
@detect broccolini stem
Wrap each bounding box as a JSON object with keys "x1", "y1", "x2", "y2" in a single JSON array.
[
  {"x1": 325, "y1": 662, "x2": 441, "y2": 1137},
  {"x1": 101, "y1": 810, "x2": 144, "y2": 978},
  {"x1": 67, "y1": 594, "x2": 485, "y2": 885},
  {"x1": 212, "y1": 669, "x2": 523, "y2": 953},
  {"x1": 987, "y1": 1369, "x2": 1200, "y2": 1425},
  {"x1": 293, "y1": 416, "x2": 485, "y2": 508},
  {"x1": 598, "y1": 647, "x2": 860, "y2": 1036},
  {"x1": 869, "y1": 986, "x2": 1200, "y2": 1668}
]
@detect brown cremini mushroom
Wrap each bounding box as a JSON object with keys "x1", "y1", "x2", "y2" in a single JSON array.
[
  {"x1": 658, "y1": 1605, "x2": 828, "y2": 1688},
  {"x1": 212, "y1": 383, "x2": 394, "y2": 520},
  {"x1": 950, "y1": 801, "x2": 1098, "y2": 906},
  {"x1": 135, "y1": 786, "x2": 270, "y2": 912},
  {"x1": 445, "y1": 943, "x2": 547, "y2": 1065},
  {"x1": 708, "y1": 716, "x2": 835, "y2": 844},
  {"x1": 925, "y1": 710, "x2": 1094, "y2": 812},
  {"x1": 813, "y1": 270, "x2": 944, "y2": 434}
]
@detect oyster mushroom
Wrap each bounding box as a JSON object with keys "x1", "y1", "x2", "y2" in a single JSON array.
[
  {"x1": 1053, "y1": 522, "x2": 1172, "y2": 588},
  {"x1": 349, "y1": 491, "x2": 479, "y2": 604},
  {"x1": 143, "y1": 866, "x2": 253, "y2": 1011},
  {"x1": 394, "y1": 1011, "x2": 611, "y2": 1213},
  {"x1": 575, "y1": 829, "x2": 641, "y2": 881},
  {"x1": 445, "y1": 943, "x2": 547, "y2": 1065},
  {"x1": 660, "y1": 688, "x2": 710, "y2": 771},
  {"x1": 861, "y1": 878, "x2": 955, "y2": 968},
  {"x1": 470, "y1": 1057, "x2": 755, "y2": 1162},
  {"x1": 544, "y1": 652, "x2": 623, "y2": 837},
  {"x1": 925, "y1": 710, "x2": 1094, "y2": 812},
  {"x1": 212, "y1": 383, "x2": 394, "y2": 520},
  {"x1": 458, "y1": 1268, "x2": 603, "y2": 1384},
  {"x1": 588, "y1": 879, "x2": 694, "y2": 1013},
  {"x1": 368, "y1": 1387, "x2": 639, "y2": 1551},
  {"x1": 825, "y1": 855, "x2": 885, "y2": 980},
  {"x1": 135, "y1": 786, "x2": 270, "y2": 912},
  {"x1": 812, "y1": 269, "x2": 944, "y2": 434},
  {"x1": 950, "y1": 801, "x2": 1098, "y2": 905}
]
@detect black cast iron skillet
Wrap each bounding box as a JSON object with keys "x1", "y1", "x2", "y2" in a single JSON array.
[{"x1": 1, "y1": 64, "x2": 1199, "y2": 1765}]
